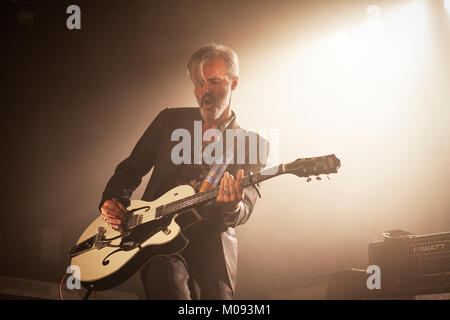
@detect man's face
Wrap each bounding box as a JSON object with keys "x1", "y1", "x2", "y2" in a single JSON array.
[{"x1": 194, "y1": 58, "x2": 237, "y2": 122}]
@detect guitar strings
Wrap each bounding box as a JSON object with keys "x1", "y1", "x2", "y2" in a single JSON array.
[{"x1": 127, "y1": 168, "x2": 277, "y2": 226}]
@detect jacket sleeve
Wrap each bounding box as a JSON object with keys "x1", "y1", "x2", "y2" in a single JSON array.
[{"x1": 99, "y1": 108, "x2": 168, "y2": 210}]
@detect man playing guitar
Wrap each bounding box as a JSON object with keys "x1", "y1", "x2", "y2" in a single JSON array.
[{"x1": 99, "y1": 43, "x2": 268, "y2": 299}]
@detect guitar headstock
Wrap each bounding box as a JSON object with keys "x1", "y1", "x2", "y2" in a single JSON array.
[{"x1": 283, "y1": 154, "x2": 341, "y2": 179}]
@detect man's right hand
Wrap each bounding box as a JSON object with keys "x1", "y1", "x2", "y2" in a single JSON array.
[{"x1": 100, "y1": 199, "x2": 128, "y2": 231}]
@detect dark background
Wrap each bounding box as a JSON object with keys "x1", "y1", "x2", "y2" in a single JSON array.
[{"x1": 1, "y1": 0, "x2": 449, "y2": 299}]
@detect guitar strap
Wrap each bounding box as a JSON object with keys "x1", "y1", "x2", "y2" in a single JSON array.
[
  {"x1": 199, "y1": 147, "x2": 234, "y2": 192},
  {"x1": 199, "y1": 114, "x2": 236, "y2": 192}
]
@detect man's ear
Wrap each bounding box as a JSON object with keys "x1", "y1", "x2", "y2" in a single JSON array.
[{"x1": 231, "y1": 76, "x2": 239, "y2": 91}]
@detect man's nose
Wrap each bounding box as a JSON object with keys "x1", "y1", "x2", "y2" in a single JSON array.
[{"x1": 202, "y1": 84, "x2": 212, "y2": 93}]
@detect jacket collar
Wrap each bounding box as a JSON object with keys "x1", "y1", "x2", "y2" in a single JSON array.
[
  {"x1": 195, "y1": 108, "x2": 240, "y2": 132},
  {"x1": 220, "y1": 110, "x2": 239, "y2": 131}
]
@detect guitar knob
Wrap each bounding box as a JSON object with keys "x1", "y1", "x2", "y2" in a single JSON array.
[
  {"x1": 306, "y1": 177, "x2": 312, "y2": 182},
  {"x1": 316, "y1": 176, "x2": 322, "y2": 181},
  {"x1": 162, "y1": 227, "x2": 171, "y2": 235}
]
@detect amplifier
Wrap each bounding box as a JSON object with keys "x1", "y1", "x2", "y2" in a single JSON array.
[{"x1": 368, "y1": 230, "x2": 450, "y2": 297}]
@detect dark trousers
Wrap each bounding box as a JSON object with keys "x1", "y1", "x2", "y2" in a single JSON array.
[{"x1": 140, "y1": 254, "x2": 233, "y2": 300}]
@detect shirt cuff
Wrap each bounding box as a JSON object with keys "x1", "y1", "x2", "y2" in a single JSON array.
[{"x1": 222, "y1": 202, "x2": 243, "y2": 226}]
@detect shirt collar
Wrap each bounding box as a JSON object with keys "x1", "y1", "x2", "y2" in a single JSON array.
[{"x1": 218, "y1": 110, "x2": 237, "y2": 132}]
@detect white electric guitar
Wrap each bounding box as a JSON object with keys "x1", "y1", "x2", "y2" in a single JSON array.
[{"x1": 69, "y1": 154, "x2": 341, "y2": 292}]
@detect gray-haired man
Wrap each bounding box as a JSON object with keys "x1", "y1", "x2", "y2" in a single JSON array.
[{"x1": 100, "y1": 43, "x2": 269, "y2": 299}]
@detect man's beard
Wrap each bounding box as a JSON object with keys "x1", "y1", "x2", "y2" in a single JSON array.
[
  {"x1": 199, "y1": 104, "x2": 224, "y2": 122},
  {"x1": 199, "y1": 95, "x2": 227, "y2": 122}
]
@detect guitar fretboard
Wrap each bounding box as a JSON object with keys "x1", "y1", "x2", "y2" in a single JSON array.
[
  {"x1": 155, "y1": 164, "x2": 283, "y2": 218},
  {"x1": 154, "y1": 154, "x2": 340, "y2": 219}
]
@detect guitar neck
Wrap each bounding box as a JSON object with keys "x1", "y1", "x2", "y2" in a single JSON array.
[
  {"x1": 156, "y1": 164, "x2": 284, "y2": 218},
  {"x1": 156, "y1": 154, "x2": 340, "y2": 218}
]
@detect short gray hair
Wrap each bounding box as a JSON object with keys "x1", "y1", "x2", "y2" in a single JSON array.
[{"x1": 187, "y1": 43, "x2": 239, "y2": 84}]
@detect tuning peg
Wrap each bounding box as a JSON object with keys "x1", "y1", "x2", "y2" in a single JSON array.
[
  {"x1": 316, "y1": 176, "x2": 322, "y2": 181},
  {"x1": 306, "y1": 177, "x2": 312, "y2": 182}
]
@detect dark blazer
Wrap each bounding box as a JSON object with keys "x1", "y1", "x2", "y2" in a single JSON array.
[{"x1": 100, "y1": 107, "x2": 269, "y2": 293}]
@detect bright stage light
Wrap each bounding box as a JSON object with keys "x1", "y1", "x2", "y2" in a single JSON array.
[
  {"x1": 246, "y1": 0, "x2": 431, "y2": 142},
  {"x1": 445, "y1": 0, "x2": 450, "y2": 14},
  {"x1": 330, "y1": 31, "x2": 352, "y2": 50}
]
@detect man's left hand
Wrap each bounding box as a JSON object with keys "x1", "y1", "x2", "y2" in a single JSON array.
[{"x1": 216, "y1": 169, "x2": 244, "y2": 212}]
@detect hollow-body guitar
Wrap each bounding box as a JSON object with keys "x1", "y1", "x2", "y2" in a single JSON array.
[{"x1": 69, "y1": 154, "x2": 341, "y2": 291}]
